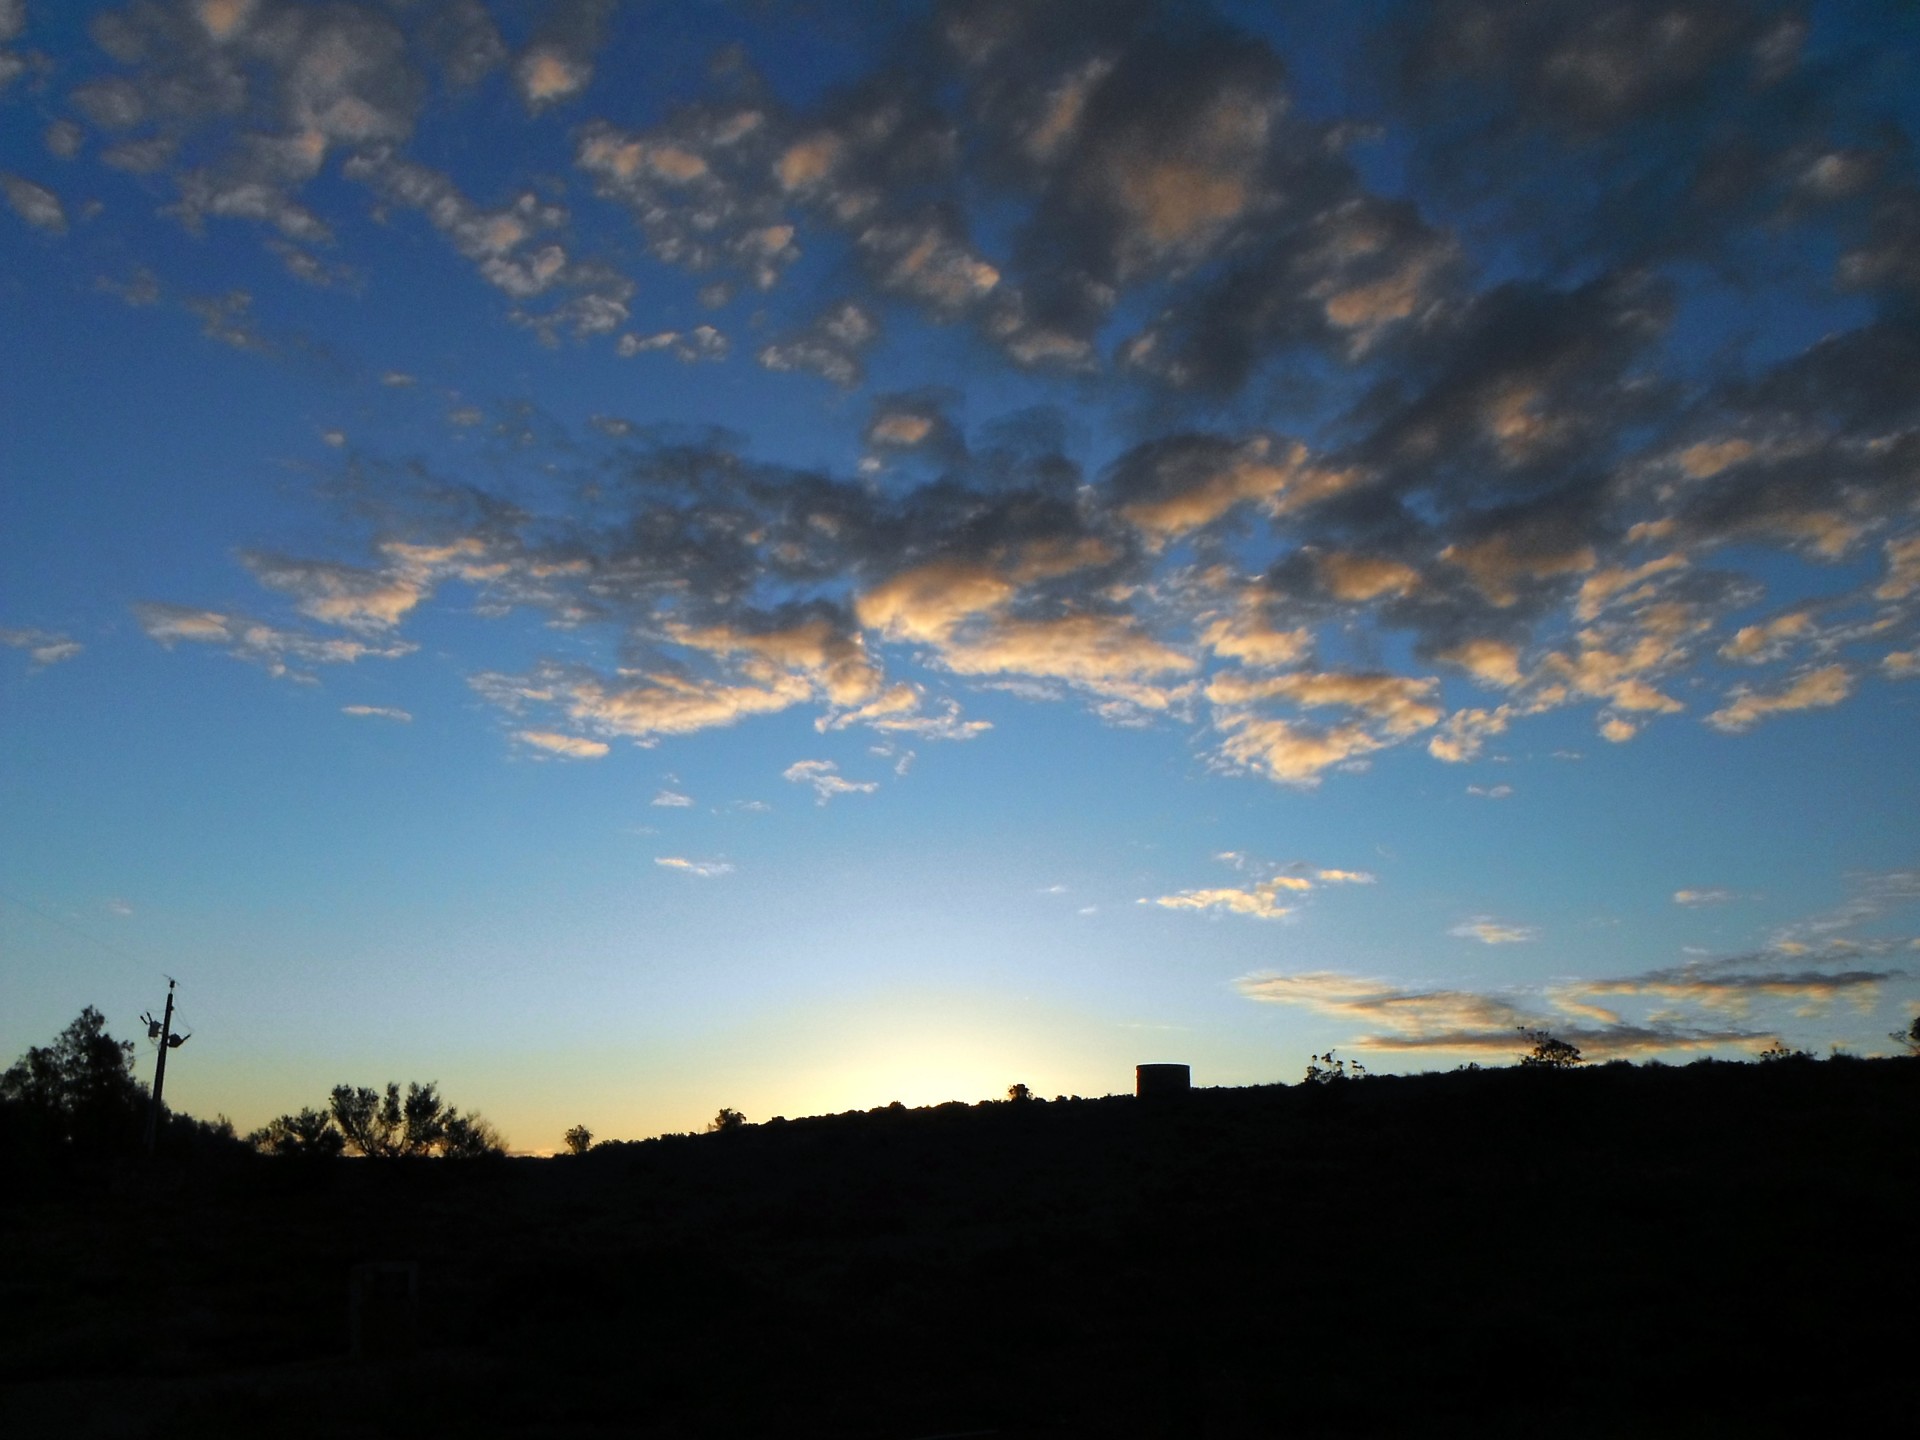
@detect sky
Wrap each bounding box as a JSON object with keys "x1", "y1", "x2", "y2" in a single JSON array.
[{"x1": 3, "y1": 0, "x2": 1919, "y2": 1152}]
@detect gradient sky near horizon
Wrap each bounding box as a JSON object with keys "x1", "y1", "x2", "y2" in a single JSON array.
[{"x1": 4, "y1": 0, "x2": 1919, "y2": 1151}]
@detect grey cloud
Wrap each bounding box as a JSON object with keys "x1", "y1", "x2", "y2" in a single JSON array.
[
  {"x1": 757, "y1": 301, "x2": 880, "y2": 388},
  {"x1": 44, "y1": 119, "x2": 84, "y2": 159},
  {"x1": 184, "y1": 290, "x2": 268, "y2": 350},
  {"x1": 417, "y1": 0, "x2": 507, "y2": 89},
  {"x1": 69, "y1": 1, "x2": 427, "y2": 258},
  {"x1": 1770, "y1": 870, "x2": 1920, "y2": 949},
  {"x1": 343, "y1": 147, "x2": 633, "y2": 336},
  {"x1": 1, "y1": 171, "x2": 67, "y2": 232},
  {"x1": 96, "y1": 266, "x2": 161, "y2": 306}
]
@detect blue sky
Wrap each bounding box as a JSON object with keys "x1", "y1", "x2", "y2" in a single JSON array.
[{"x1": 3, "y1": 0, "x2": 1918, "y2": 1150}]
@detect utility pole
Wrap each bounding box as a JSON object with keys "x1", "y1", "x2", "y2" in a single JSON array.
[{"x1": 141, "y1": 979, "x2": 188, "y2": 1156}]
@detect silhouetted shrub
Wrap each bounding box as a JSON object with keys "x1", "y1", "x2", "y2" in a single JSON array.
[
  {"x1": 564, "y1": 1124, "x2": 594, "y2": 1155},
  {"x1": 1890, "y1": 1016, "x2": 1920, "y2": 1057},
  {"x1": 1007, "y1": 1083, "x2": 1033, "y2": 1103},
  {"x1": 1517, "y1": 1029, "x2": 1582, "y2": 1068},
  {"x1": 1303, "y1": 1050, "x2": 1366, "y2": 1083},
  {"x1": 250, "y1": 1106, "x2": 345, "y2": 1158},
  {"x1": 253, "y1": 1081, "x2": 502, "y2": 1158},
  {"x1": 709, "y1": 1107, "x2": 747, "y2": 1133}
]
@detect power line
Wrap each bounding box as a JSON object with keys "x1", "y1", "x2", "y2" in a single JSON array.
[{"x1": 0, "y1": 887, "x2": 174, "y2": 980}]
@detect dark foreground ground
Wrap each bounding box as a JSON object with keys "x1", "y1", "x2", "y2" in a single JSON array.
[{"x1": 3, "y1": 1058, "x2": 1916, "y2": 1438}]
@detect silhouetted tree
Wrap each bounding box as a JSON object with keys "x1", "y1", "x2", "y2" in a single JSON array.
[
  {"x1": 1, "y1": 1006, "x2": 145, "y2": 1155},
  {"x1": 250, "y1": 1106, "x2": 346, "y2": 1158},
  {"x1": 563, "y1": 1124, "x2": 594, "y2": 1155},
  {"x1": 709, "y1": 1107, "x2": 747, "y2": 1133},
  {"x1": 1757, "y1": 1041, "x2": 1814, "y2": 1063},
  {"x1": 440, "y1": 1110, "x2": 504, "y2": 1158},
  {"x1": 1006, "y1": 1083, "x2": 1033, "y2": 1103},
  {"x1": 252, "y1": 1081, "x2": 502, "y2": 1158},
  {"x1": 1886, "y1": 1015, "x2": 1920, "y2": 1055},
  {"x1": 1518, "y1": 1029, "x2": 1582, "y2": 1068},
  {"x1": 1303, "y1": 1050, "x2": 1366, "y2": 1083}
]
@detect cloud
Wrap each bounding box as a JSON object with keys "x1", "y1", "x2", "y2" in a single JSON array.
[
  {"x1": 342, "y1": 704, "x2": 411, "y2": 722},
  {"x1": 79, "y1": 3, "x2": 1920, "y2": 792},
  {"x1": 1, "y1": 172, "x2": 67, "y2": 233},
  {"x1": 184, "y1": 291, "x2": 268, "y2": 351},
  {"x1": 1466, "y1": 784, "x2": 1513, "y2": 799},
  {"x1": 513, "y1": 0, "x2": 614, "y2": 112},
  {"x1": 1450, "y1": 917, "x2": 1538, "y2": 945},
  {"x1": 1, "y1": 627, "x2": 82, "y2": 667},
  {"x1": 242, "y1": 553, "x2": 427, "y2": 632},
  {"x1": 618, "y1": 326, "x2": 727, "y2": 362},
  {"x1": 1769, "y1": 870, "x2": 1920, "y2": 950},
  {"x1": 1673, "y1": 888, "x2": 1737, "y2": 907},
  {"x1": 343, "y1": 148, "x2": 632, "y2": 337},
  {"x1": 1147, "y1": 884, "x2": 1299, "y2": 921},
  {"x1": 654, "y1": 856, "x2": 733, "y2": 878},
  {"x1": 96, "y1": 267, "x2": 161, "y2": 307},
  {"x1": 515, "y1": 729, "x2": 609, "y2": 760},
  {"x1": 1148, "y1": 853, "x2": 1372, "y2": 919},
  {"x1": 1719, "y1": 611, "x2": 1816, "y2": 665},
  {"x1": 819, "y1": 684, "x2": 992, "y2": 742},
  {"x1": 1235, "y1": 969, "x2": 1777, "y2": 1060},
  {"x1": 135, "y1": 601, "x2": 414, "y2": 680},
  {"x1": 758, "y1": 302, "x2": 881, "y2": 388},
  {"x1": 651, "y1": 789, "x2": 692, "y2": 807},
  {"x1": 783, "y1": 758, "x2": 878, "y2": 804},
  {"x1": 1706, "y1": 664, "x2": 1854, "y2": 733}
]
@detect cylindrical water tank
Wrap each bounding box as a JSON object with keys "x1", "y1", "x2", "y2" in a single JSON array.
[{"x1": 1136, "y1": 1063, "x2": 1191, "y2": 1099}]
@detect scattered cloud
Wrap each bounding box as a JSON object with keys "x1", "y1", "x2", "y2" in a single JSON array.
[
  {"x1": 1236, "y1": 970, "x2": 1777, "y2": 1060},
  {"x1": 783, "y1": 758, "x2": 878, "y2": 804},
  {"x1": 1466, "y1": 784, "x2": 1513, "y2": 799},
  {"x1": 654, "y1": 855, "x2": 733, "y2": 878},
  {"x1": 1, "y1": 627, "x2": 82, "y2": 667},
  {"x1": 134, "y1": 602, "x2": 413, "y2": 681},
  {"x1": 54, "y1": 0, "x2": 1920, "y2": 796},
  {"x1": 1450, "y1": 917, "x2": 1538, "y2": 945},
  {"x1": 342, "y1": 704, "x2": 411, "y2": 722},
  {"x1": 1, "y1": 172, "x2": 67, "y2": 233},
  {"x1": 515, "y1": 729, "x2": 610, "y2": 760},
  {"x1": 1674, "y1": 888, "x2": 1738, "y2": 907},
  {"x1": 1707, "y1": 665, "x2": 1855, "y2": 732},
  {"x1": 1149, "y1": 853, "x2": 1374, "y2": 920}
]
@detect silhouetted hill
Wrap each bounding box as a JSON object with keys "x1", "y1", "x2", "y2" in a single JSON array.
[{"x1": 3, "y1": 1058, "x2": 1915, "y2": 1437}]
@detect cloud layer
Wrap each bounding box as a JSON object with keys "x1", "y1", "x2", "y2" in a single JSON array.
[{"x1": 37, "y1": 1, "x2": 1912, "y2": 782}]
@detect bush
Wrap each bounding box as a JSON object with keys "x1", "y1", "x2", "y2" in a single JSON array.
[
  {"x1": 1517, "y1": 1029, "x2": 1582, "y2": 1068},
  {"x1": 563, "y1": 1124, "x2": 594, "y2": 1155},
  {"x1": 1303, "y1": 1050, "x2": 1366, "y2": 1083},
  {"x1": 252, "y1": 1081, "x2": 503, "y2": 1158}
]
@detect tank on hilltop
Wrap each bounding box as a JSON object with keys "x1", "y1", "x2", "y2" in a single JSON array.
[{"x1": 1135, "y1": 1063, "x2": 1191, "y2": 1100}]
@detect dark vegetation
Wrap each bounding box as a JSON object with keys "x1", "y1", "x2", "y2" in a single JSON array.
[
  {"x1": 252, "y1": 1082, "x2": 503, "y2": 1160},
  {"x1": 3, "y1": 1012, "x2": 1916, "y2": 1437}
]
